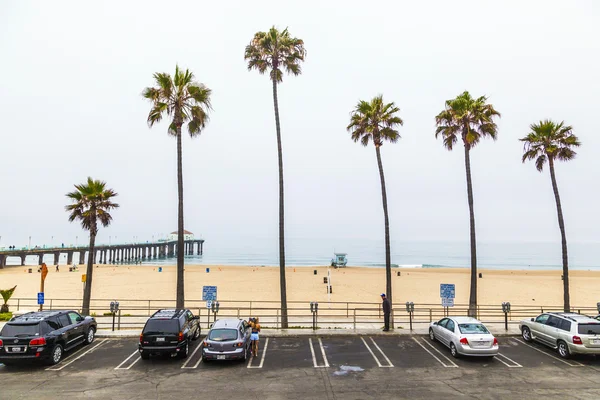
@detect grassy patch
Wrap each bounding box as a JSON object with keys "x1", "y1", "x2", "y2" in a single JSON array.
[{"x1": 0, "y1": 312, "x2": 13, "y2": 321}]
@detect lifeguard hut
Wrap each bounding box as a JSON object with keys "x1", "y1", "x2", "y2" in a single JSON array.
[{"x1": 330, "y1": 253, "x2": 348, "y2": 268}]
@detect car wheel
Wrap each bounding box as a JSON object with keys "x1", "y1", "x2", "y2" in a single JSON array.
[
  {"x1": 49, "y1": 344, "x2": 64, "y2": 365},
  {"x1": 85, "y1": 327, "x2": 96, "y2": 345},
  {"x1": 521, "y1": 327, "x2": 532, "y2": 342},
  {"x1": 193, "y1": 328, "x2": 200, "y2": 341},
  {"x1": 557, "y1": 341, "x2": 570, "y2": 359},
  {"x1": 429, "y1": 329, "x2": 436, "y2": 341},
  {"x1": 179, "y1": 342, "x2": 189, "y2": 359},
  {"x1": 140, "y1": 350, "x2": 150, "y2": 360},
  {"x1": 450, "y1": 343, "x2": 459, "y2": 358}
]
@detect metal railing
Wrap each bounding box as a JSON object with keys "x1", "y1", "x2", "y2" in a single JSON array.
[{"x1": 5, "y1": 298, "x2": 599, "y2": 331}]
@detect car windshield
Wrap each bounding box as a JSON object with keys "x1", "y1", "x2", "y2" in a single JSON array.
[
  {"x1": 577, "y1": 323, "x2": 600, "y2": 335},
  {"x1": 1, "y1": 323, "x2": 41, "y2": 337},
  {"x1": 458, "y1": 323, "x2": 490, "y2": 334},
  {"x1": 143, "y1": 319, "x2": 179, "y2": 334},
  {"x1": 208, "y1": 329, "x2": 238, "y2": 342}
]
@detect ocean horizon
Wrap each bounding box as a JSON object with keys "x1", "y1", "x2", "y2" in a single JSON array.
[{"x1": 5, "y1": 237, "x2": 599, "y2": 271}]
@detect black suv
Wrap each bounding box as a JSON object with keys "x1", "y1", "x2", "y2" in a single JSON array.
[
  {"x1": 139, "y1": 309, "x2": 201, "y2": 360},
  {"x1": 0, "y1": 310, "x2": 97, "y2": 366}
]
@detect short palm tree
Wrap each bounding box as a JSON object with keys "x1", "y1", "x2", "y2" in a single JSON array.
[
  {"x1": 66, "y1": 178, "x2": 119, "y2": 315},
  {"x1": 244, "y1": 27, "x2": 306, "y2": 328},
  {"x1": 435, "y1": 91, "x2": 501, "y2": 317},
  {"x1": 347, "y1": 95, "x2": 403, "y2": 318},
  {"x1": 520, "y1": 120, "x2": 580, "y2": 312},
  {"x1": 142, "y1": 66, "x2": 212, "y2": 308}
]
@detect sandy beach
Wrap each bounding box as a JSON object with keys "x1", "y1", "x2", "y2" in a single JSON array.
[{"x1": 1, "y1": 264, "x2": 599, "y2": 308}]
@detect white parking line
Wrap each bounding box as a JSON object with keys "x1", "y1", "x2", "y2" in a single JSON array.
[
  {"x1": 514, "y1": 338, "x2": 584, "y2": 367},
  {"x1": 46, "y1": 340, "x2": 108, "y2": 371},
  {"x1": 495, "y1": 353, "x2": 523, "y2": 368},
  {"x1": 361, "y1": 337, "x2": 393, "y2": 367},
  {"x1": 114, "y1": 349, "x2": 141, "y2": 370},
  {"x1": 181, "y1": 342, "x2": 204, "y2": 369},
  {"x1": 412, "y1": 337, "x2": 458, "y2": 368},
  {"x1": 308, "y1": 338, "x2": 329, "y2": 368},
  {"x1": 247, "y1": 338, "x2": 269, "y2": 369}
]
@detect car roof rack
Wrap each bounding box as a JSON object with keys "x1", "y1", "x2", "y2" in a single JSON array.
[
  {"x1": 151, "y1": 309, "x2": 184, "y2": 319},
  {"x1": 548, "y1": 312, "x2": 578, "y2": 322}
]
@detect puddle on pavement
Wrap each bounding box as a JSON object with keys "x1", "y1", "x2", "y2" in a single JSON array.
[{"x1": 333, "y1": 365, "x2": 364, "y2": 376}]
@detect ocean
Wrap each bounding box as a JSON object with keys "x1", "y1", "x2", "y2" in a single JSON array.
[{"x1": 7, "y1": 238, "x2": 600, "y2": 270}]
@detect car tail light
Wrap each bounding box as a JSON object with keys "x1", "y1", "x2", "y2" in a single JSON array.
[
  {"x1": 235, "y1": 342, "x2": 244, "y2": 347},
  {"x1": 139, "y1": 334, "x2": 144, "y2": 344},
  {"x1": 29, "y1": 337, "x2": 46, "y2": 346},
  {"x1": 178, "y1": 332, "x2": 184, "y2": 342},
  {"x1": 459, "y1": 338, "x2": 469, "y2": 345},
  {"x1": 203, "y1": 340, "x2": 209, "y2": 348},
  {"x1": 573, "y1": 336, "x2": 583, "y2": 345},
  {"x1": 493, "y1": 338, "x2": 498, "y2": 346},
  {"x1": 0, "y1": 339, "x2": 3, "y2": 347}
]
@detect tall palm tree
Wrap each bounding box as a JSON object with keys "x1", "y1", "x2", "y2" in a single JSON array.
[
  {"x1": 520, "y1": 120, "x2": 580, "y2": 312},
  {"x1": 66, "y1": 177, "x2": 119, "y2": 315},
  {"x1": 435, "y1": 91, "x2": 501, "y2": 317},
  {"x1": 142, "y1": 66, "x2": 212, "y2": 308},
  {"x1": 347, "y1": 95, "x2": 403, "y2": 320},
  {"x1": 244, "y1": 27, "x2": 306, "y2": 328}
]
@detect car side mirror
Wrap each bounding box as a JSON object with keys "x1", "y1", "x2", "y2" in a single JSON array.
[
  {"x1": 209, "y1": 323, "x2": 213, "y2": 329},
  {"x1": 193, "y1": 315, "x2": 200, "y2": 320},
  {"x1": 76, "y1": 316, "x2": 84, "y2": 322},
  {"x1": 531, "y1": 318, "x2": 535, "y2": 322},
  {"x1": 433, "y1": 322, "x2": 437, "y2": 325}
]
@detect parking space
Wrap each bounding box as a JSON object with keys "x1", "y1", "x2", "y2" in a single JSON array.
[{"x1": 2, "y1": 335, "x2": 600, "y2": 376}]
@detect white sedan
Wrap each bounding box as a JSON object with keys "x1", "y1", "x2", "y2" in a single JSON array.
[{"x1": 429, "y1": 316, "x2": 499, "y2": 358}]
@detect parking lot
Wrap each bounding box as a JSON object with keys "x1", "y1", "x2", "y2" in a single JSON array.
[{"x1": 2, "y1": 335, "x2": 600, "y2": 399}]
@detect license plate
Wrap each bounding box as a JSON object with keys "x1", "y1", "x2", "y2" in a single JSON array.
[
  {"x1": 217, "y1": 355, "x2": 226, "y2": 360},
  {"x1": 11, "y1": 347, "x2": 23, "y2": 353},
  {"x1": 592, "y1": 339, "x2": 600, "y2": 345},
  {"x1": 156, "y1": 338, "x2": 165, "y2": 342}
]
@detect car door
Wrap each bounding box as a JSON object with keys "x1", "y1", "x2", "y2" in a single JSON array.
[
  {"x1": 56, "y1": 313, "x2": 74, "y2": 346},
  {"x1": 66, "y1": 311, "x2": 85, "y2": 346},
  {"x1": 435, "y1": 319, "x2": 450, "y2": 345},
  {"x1": 444, "y1": 319, "x2": 457, "y2": 347},
  {"x1": 530, "y1": 314, "x2": 550, "y2": 341},
  {"x1": 542, "y1": 316, "x2": 562, "y2": 345},
  {"x1": 180, "y1": 315, "x2": 190, "y2": 341}
]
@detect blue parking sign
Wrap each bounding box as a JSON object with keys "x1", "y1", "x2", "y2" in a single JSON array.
[
  {"x1": 440, "y1": 284, "x2": 455, "y2": 299},
  {"x1": 202, "y1": 286, "x2": 217, "y2": 301},
  {"x1": 37, "y1": 292, "x2": 44, "y2": 305}
]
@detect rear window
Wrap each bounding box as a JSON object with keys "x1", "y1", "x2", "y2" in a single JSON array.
[
  {"x1": 1, "y1": 323, "x2": 42, "y2": 337},
  {"x1": 458, "y1": 324, "x2": 490, "y2": 334},
  {"x1": 208, "y1": 329, "x2": 238, "y2": 342},
  {"x1": 143, "y1": 319, "x2": 179, "y2": 334},
  {"x1": 577, "y1": 324, "x2": 600, "y2": 335}
]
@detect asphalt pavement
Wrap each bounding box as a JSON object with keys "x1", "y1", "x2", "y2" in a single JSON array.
[{"x1": 2, "y1": 335, "x2": 600, "y2": 399}]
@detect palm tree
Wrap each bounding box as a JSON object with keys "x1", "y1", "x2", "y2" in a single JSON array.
[
  {"x1": 244, "y1": 27, "x2": 306, "y2": 328},
  {"x1": 66, "y1": 178, "x2": 119, "y2": 315},
  {"x1": 435, "y1": 91, "x2": 501, "y2": 317},
  {"x1": 142, "y1": 66, "x2": 212, "y2": 308},
  {"x1": 347, "y1": 95, "x2": 403, "y2": 320},
  {"x1": 520, "y1": 120, "x2": 580, "y2": 312}
]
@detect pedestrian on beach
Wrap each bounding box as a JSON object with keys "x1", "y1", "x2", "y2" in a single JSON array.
[
  {"x1": 250, "y1": 317, "x2": 261, "y2": 357},
  {"x1": 381, "y1": 293, "x2": 391, "y2": 331},
  {"x1": 55, "y1": 264, "x2": 59, "y2": 272}
]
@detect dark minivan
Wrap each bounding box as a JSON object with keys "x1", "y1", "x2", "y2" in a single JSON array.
[
  {"x1": 0, "y1": 310, "x2": 97, "y2": 366},
  {"x1": 139, "y1": 309, "x2": 201, "y2": 359}
]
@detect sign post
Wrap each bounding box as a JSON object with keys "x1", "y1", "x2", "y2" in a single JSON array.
[
  {"x1": 440, "y1": 284, "x2": 455, "y2": 316},
  {"x1": 203, "y1": 286, "x2": 217, "y2": 328},
  {"x1": 39, "y1": 263, "x2": 48, "y2": 311}
]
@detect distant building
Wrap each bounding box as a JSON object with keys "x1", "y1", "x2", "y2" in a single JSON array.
[{"x1": 168, "y1": 230, "x2": 194, "y2": 241}]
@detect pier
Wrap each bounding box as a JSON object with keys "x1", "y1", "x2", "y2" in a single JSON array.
[{"x1": 0, "y1": 239, "x2": 204, "y2": 268}]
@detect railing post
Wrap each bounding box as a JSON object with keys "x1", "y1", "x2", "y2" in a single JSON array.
[
  {"x1": 277, "y1": 309, "x2": 280, "y2": 329},
  {"x1": 429, "y1": 308, "x2": 432, "y2": 322},
  {"x1": 237, "y1": 308, "x2": 240, "y2": 318},
  {"x1": 353, "y1": 309, "x2": 356, "y2": 330},
  {"x1": 50, "y1": 299, "x2": 53, "y2": 310},
  {"x1": 249, "y1": 301, "x2": 252, "y2": 317},
  {"x1": 118, "y1": 309, "x2": 121, "y2": 331},
  {"x1": 148, "y1": 300, "x2": 151, "y2": 316},
  {"x1": 17, "y1": 298, "x2": 20, "y2": 311},
  {"x1": 346, "y1": 302, "x2": 349, "y2": 318}
]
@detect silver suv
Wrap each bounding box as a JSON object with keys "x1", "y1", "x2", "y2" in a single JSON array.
[{"x1": 519, "y1": 312, "x2": 600, "y2": 358}]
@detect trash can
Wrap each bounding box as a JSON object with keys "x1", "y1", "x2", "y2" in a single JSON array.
[
  {"x1": 28, "y1": 268, "x2": 32, "y2": 273},
  {"x1": 206, "y1": 268, "x2": 210, "y2": 273},
  {"x1": 314, "y1": 270, "x2": 317, "y2": 275},
  {"x1": 158, "y1": 267, "x2": 162, "y2": 272},
  {"x1": 323, "y1": 277, "x2": 328, "y2": 284}
]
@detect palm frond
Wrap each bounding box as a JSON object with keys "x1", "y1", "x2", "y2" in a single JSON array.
[
  {"x1": 65, "y1": 178, "x2": 119, "y2": 235},
  {"x1": 520, "y1": 119, "x2": 580, "y2": 168},
  {"x1": 347, "y1": 95, "x2": 402, "y2": 148}
]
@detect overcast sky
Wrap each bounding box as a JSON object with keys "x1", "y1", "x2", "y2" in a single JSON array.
[{"x1": 0, "y1": 0, "x2": 598, "y2": 248}]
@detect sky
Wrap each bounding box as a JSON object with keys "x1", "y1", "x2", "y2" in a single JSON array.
[{"x1": 0, "y1": 0, "x2": 599, "y2": 249}]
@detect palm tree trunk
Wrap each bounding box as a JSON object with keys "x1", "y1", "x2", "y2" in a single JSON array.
[
  {"x1": 463, "y1": 144, "x2": 478, "y2": 318},
  {"x1": 176, "y1": 126, "x2": 185, "y2": 309},
  {"x1": 548, "y1": 158, "x2": 570, "y2": 312},
  {"x1": 375, "y1": 145, "x2": 393, "y2": 324},
  {"x1": 82, "y1": 231, "x2": 96, "y2": 315},
  {"x1": 272, "y1": 78, "x2": 288, "y2": 328}
]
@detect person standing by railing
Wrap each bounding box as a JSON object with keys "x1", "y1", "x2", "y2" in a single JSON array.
[
  {"x1": 249, "y1": 317, "x2": 261, "y2": 357},
  {"x1": 381, "y1": 293, "x2": 391, "y2": 331}
]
